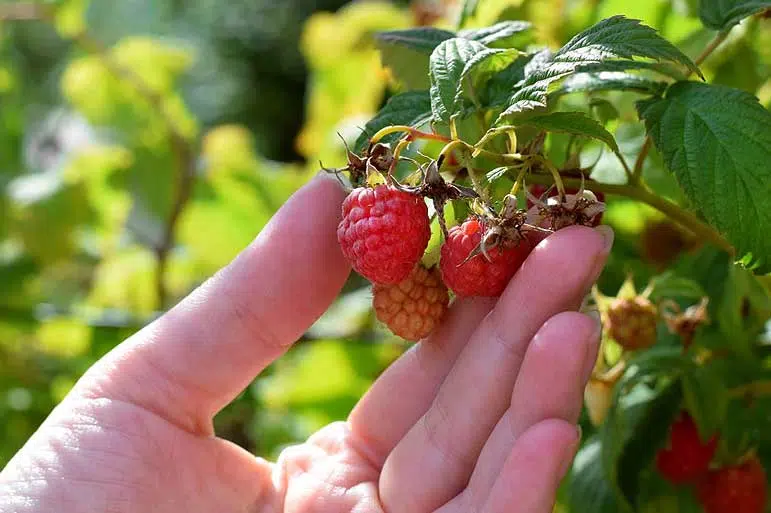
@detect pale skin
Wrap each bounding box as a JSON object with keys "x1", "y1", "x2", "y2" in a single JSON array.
[{"x1": 0, "y1": 174, "x2": 614, "y2": 513}]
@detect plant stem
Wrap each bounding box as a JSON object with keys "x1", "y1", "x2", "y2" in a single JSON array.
[
  {"x1": 5, "y1": 2, "x2": 197, "y2": 309},
  {"x1": 729, "y1": 381, "x2": 771, "y2": 399},
  {"x1": 632, "y1": 137, "x2": 652, "y2": 180},
  {"x1": 526, "y1": 174, "x2": 734, "y2": 253},
  {"x1": 370, "y1": 125, "x2": 451, "y2": 144},
  {"x1": 615, "y1": 150, "x2": 635, "y2": 183},
  {"x1": 694, "y1": 30, "x2": 730, "y2": 68}
]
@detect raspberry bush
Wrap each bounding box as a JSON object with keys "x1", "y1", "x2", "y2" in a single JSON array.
[
  {"x1": 320, "y1": 1, "x2": 771, "y2": 510},
  {"x1": 1, "y1": 1, "x2": 770, "y2": 511}
]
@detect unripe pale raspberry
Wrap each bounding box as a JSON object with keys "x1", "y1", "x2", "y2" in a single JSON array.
[
  {"x1": 584, "y1": 379, "x2": 614, "y2": 427},
  {"x1": 440, "y1": 218, "x2": 532, "y2": 297},
  {"x1": 372, "y1": 265, "x2": 449, "y2": 342},
  {"x1": 605, "y1": 296, "x2": 658, "y2": 350},
  {"x1": 337, "y1": 185, "x2": 430, "y2": 285}
]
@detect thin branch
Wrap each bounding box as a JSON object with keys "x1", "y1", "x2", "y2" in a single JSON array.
[
  {"x1": 74, "y1": 33, "x2": 196, "y2": 308},
  {"x1": 0, "y1": 2, "x2": 47, "y2": 21},
  {"x1": 694, "y1": 30, "x2": 730, "y2": 67},
  {"x1": 4, "y1": 3, "x2": 197, "y2": 308}
]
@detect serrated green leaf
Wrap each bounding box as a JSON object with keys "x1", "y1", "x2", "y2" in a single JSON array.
[
  {"x1": 461, "y1": 48, "x2": 523, "y2": 104},
  {"x1": 375, "y1": 28, "x2": 456, "y2": 53},
  {"x1": 354, "y1": 91, "x2": 432, "y2": 151},
  {"x1": 458, "y1": 21, "x2": 531, "y2": 46},
  {"x1": 682, "y1": 364, "x2": 727, "y2": 439},
  {"x1": 480, "y1": 54, "x2": 532, "y2": 107},
  {"x1": 429, "y1": 38, "x2": 488, "y2": 123},
  {"x1": 637, "y1": 82, "x2": 771, "y2": 274},
  {"x1": 496, "y1": 16, "x2": 700, "y2": 123},
  {"x1": 699, "y1": 0, "x2": 771, "y2": 30},
  {"x1": 376, "y1": 28, "x2": 455, "y2": 90},
  {"x1": 520, "y1": 112, "x2": 619, "y2": 153},
  {"x1": 554, "y1": 73, "x2": 668, "y2": 99},
  {"x1": 556, "y1": 16, "x2": 701, "y2": 78}
]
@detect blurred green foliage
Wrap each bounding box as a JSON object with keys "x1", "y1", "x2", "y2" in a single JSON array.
[{"x1": 0, "y1": 5, "x2": 770, "y2": 512}]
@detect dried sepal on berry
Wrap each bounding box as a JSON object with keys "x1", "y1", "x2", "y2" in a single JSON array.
[
  {"x1": 661, "y1": 297, "x2": 710, "y2": 349},
  {"x1": 439, "y1": 198, "x2": 537, "y2": 298},
  {"x1": 372, "y1": 264, "x2": 449, "y2": 342},
  {"x1": 394, "y1": 160, "x2": 478, "y2": 239},
  {"x1": 322, "y1": 138, "x2": 394, "y2": 188},
  {"x1": 526, "y1": 173, "x2": 605, "y2": 230}
]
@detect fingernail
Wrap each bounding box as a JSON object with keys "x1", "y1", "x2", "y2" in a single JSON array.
[
  {"x1": 582, "y1": 311, "x2": 602, "y2": 382},
  {"x1": 588, "y1": 226, "x2": 614, "y2": 283},
  {"x1": 594, "y1": 225, "x2": 615, "y2": 254},
  {"x1": 559, "y1": 426, "x2": 582, "y2": 477}
]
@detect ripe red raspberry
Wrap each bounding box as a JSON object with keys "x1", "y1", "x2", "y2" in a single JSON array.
[
  {"x1": 697, "y1": 456, "x2": 767, "y2": 513},
  {"x1": 440, "y1": 218, "x2": 532, "y2": 297},
  {"x1": 338, "y1": 184, "x2": 430, "y2": 285},
  {"x1": 655, "y1": 412, "x2": 719, "y2": 484},
  {"x1": 605, "y1": 295, "x2": 658, "y2": 350},
  {"x1": 372, "y1": 265, "x2": 449, "y2": 341}
]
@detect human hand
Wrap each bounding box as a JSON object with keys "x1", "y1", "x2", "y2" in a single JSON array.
[{"x1": 0, "y1": 173, "x2": 613, "y2": 513}]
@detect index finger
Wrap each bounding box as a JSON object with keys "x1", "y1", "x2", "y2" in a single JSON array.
[{"x1": 74, "y1": 173, "x2": 351, "y2": 435}]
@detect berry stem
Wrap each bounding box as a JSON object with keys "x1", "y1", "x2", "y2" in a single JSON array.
[
  {"x1": 370, "y1": 125, "x2": 452, "y2": 144},
  {"x1": 474, "y1": 126, "x2": 517, "y2": 157}
]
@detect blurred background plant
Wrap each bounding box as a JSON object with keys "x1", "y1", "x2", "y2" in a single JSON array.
[{"x1": 0, "y1": 1, "x2": 769, "y2": 510}]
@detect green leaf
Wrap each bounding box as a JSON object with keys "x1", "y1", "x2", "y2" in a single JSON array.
[
  {"x1": 457, "y1": 0, "x2": 480, "y2": 28},
  {"x1": 375, "y1": 28, "x2": 456, "y2": 53},
  {"x1": 354, "y1": 91, "x2": 432, "y2": 151},
  {"x1": 637, "y1": 82, "x2": 771, "y2": 273},
  {"x1": 682, "y1": 363, "x2": 727, "y2": 440},
  {"x1": 568, "y1": 437, "x2": 627, "y2": 513},
  {"x1": 715, "y1": 264, "x2": 771, "y2": 354},
  {"x1": 553, "y1": 73, "x2": 668, "y2": 99},
  {"x1": 602, "y1": 378, "x2": 683, "y2": 508},
  {"x1": 699, "y1": 0, "x2": 771, "y2": 30},
  {"x1": 480, "y1": 54, "x2": 532, "y2": 107},
  {"x1": 556, "y1": 16, "x2": 701, "y2": 78},
  {"x1": 376, "y1": 28, "x2": 455, "y2": 90},
  {"x1": 496, "y1": 16, "x2": 701, "y2": 122},
  {"x1": 520, "y1": 112, "x2": 619, "y2": 153},
  {"x1": 459, "y1": 21, "x2": 532, "y2": 46},
  {"x1": 646, "y1": 272, "x2": 706, "y2": 302},
  {"x1": 429, "y1": 38, "x2": 488, "y2": 123},
  {"x1": 637, "y1": 472, "x2": 705, "y2": 513},
  {"x1": 461, "y1": 48, "x2": 523, "y2": 104}
]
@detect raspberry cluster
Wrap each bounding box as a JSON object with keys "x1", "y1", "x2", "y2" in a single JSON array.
[
  {"x1": 333, "y1": 145, "x2": 605, "y2": 342},
  {"x1": 655, "y1": 411, "x2": 768, "y2": 513}
]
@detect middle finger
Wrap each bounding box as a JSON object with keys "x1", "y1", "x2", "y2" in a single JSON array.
[{"x1": 379, "y1": 225, "x2": 613, "y2": 513}]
